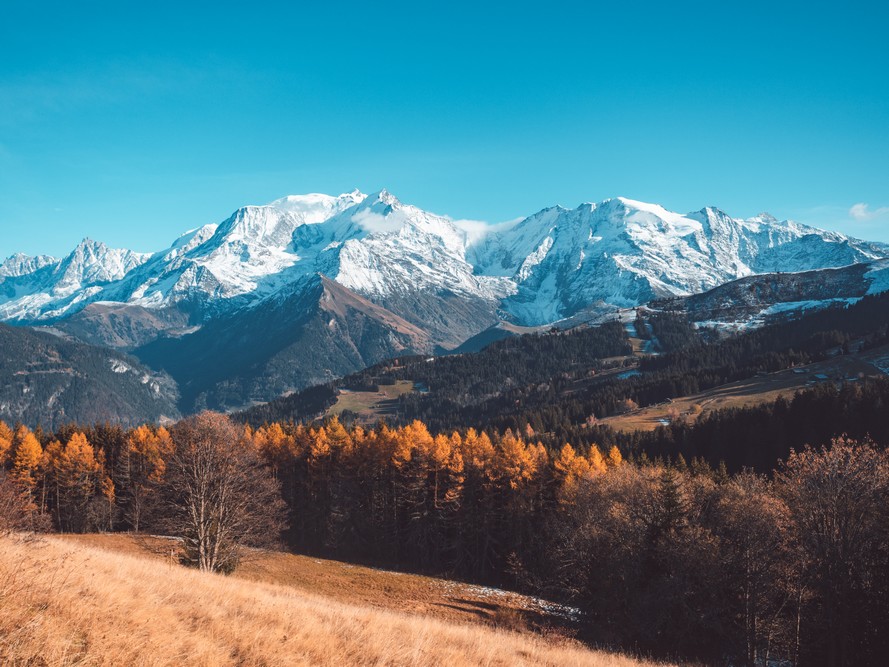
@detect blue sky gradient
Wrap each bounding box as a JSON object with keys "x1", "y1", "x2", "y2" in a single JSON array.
[{"x1": 1, "y1": 1, "x2": 888, "y2": 257}]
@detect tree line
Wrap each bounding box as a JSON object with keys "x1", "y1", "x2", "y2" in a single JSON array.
[
  {"x1": 240, "y1": 292, "x2": 889, "y2": 448},
  {"x1": 239, "y1": 319, "x2": 635, "y2": 427},
  {"x1": 2, "y1": 413, "x2": 888, "y2": 665}
]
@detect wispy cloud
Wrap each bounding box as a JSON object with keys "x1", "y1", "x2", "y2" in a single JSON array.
[
  {"x1": 0, "y1": 58, "x2": 236, "y2": 127},
  {"x1": 849, "y1": 202, "x2": 889, "y2": 221}
]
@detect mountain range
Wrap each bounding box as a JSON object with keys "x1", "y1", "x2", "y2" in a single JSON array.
[{"x1": 2, "y1": 190, "x2": 888, "y2": 418}]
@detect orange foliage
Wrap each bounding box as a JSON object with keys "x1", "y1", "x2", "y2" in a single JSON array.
[
  {"x1": 11, "y1": 425, "x2": 43, "y2": 499},
  {"x1": 0, "y1": 421, "x2": 12, "y2": 466}
]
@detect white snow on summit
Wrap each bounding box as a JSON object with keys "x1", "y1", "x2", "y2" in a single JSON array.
[
  {"x1": 1, "y1": 191, "x2": 885, "y2": 326},
  {"x1": 267, "y1": 190, "x2": 366, "y2": 223},
  {"x1": 469, "y1": 197, "x2": 886, "y2": 324}
]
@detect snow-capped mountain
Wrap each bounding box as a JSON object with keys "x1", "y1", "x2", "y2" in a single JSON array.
[
  {"x1": 2, "y1": 190, "x2": 887, "y2": 412},
  {"x1": 469, "y1": 197, "x2": 886, "y2": 324},
  {"x1": 0, "y1": 239, "x2": 150, "y2": 321},
  {"x1": 3, "y1": 192, "x2": 883, "y2": 329},
  {"x1": 292, "y1": 189, "x2": 514, "y2": 301},
  {"x1": 0, "y1": 252, "x2": 57, "y2": 278}
]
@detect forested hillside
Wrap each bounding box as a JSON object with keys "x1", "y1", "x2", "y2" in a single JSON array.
[
  {"x1": 242, "y1": 291, "x2": 889, "y2": 449},
  {"x1": 0, "y1": 323, "x2": 180, "y2": 429},
  {"x1": 240, "y1": 319, "x2": 633, "y2": 426}
]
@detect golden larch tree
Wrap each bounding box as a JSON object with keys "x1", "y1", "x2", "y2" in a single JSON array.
[
  {"x1": 0, "y1": 421, "x2": 13, "y2": 466},
  {"x1": 11, "y1": 426, "x2": 43, "y2": 506}
]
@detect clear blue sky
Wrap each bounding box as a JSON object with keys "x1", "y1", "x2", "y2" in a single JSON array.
[{"x1": 2, "y1": 1, "x2": 888, "y2": 258}]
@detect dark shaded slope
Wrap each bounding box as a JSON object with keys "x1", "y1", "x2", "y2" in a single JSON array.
[
  {"x1": 136, "y1": 276, "x2": 433, "y2": 412},
  {"x1": 0, "y1": 323, "x2": 179, "y2": 429}
]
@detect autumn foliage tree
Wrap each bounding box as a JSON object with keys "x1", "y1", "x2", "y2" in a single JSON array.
[
  {"x1": 10, "y1": 425, "x2": 42, "y2": 508},
  {"x1": 44, "y1": 432, "x2": 110, "y2": 532},
  {"x1": 0, "y1": 422, "x2": 12, "y2": 466},
  {"x1": 116, "y1": 425, "x2": 173, "y2": 531}
]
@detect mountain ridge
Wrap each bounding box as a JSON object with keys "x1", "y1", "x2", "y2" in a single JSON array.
[
  {"x1": 3, "y1": 192, "x2": 884, "y2": 330},
  {"x1": 0, "y1": 321, "x2": 179, "y2": 428},
  {"x1": 3, "y1": 191, "x2": 887, "y2": 414}
]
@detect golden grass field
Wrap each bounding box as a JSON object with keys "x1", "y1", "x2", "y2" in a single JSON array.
[
  {"x1": 0, "y1": 534, "x2": 668, "y2": 666},
  {"x1": 60, "y1": 534, "x2": 577, "y2": 632}
]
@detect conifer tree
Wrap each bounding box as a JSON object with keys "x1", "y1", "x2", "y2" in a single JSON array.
[
  {"x1": 11, "y1": 425, "x2": 43, "y2": 508},
  {"x1": 117, "y1": 425, "x2": 173, "y2": 531},
  {"x1": 49, "y1": 432, "x2": 103, "y2": 532},
  {"x1": 0, "y1": 421, "x2": 13, "y2": 466}
]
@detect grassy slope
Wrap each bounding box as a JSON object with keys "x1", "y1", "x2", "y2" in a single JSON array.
[
  {"x1": 0, "y1": 535, "x2": 667, "y2": 667},
  {"x1": 60, "y1": 534, "x2": 575, "y2": 632},
  {"x1": 601, "y1": 346, "x2": 889, "y2": 432},
  {"x1": 327, "y1": 380, "x2": 416, "y2": 420}
]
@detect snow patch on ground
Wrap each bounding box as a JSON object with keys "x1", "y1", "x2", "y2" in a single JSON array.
[
  {"x1": 109, "y1": 360, "x2": 131, "y2": 374},
  {"x1": 865, "y1": 260, "x2": 889, "y2": 295},
  {"x1": 759, "y1": 298, "x2": 861, "y2": 317},
  {"x1": 438, "y1": 581, "x2": 583, "y2": 622}
]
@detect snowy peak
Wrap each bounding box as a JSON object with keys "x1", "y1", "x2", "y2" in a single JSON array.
[
  {"x1": 615, "y1": 196, "x2": 693, "y2": 223},
  {"x1": 750, "y1": 212, "x2": 778, "y2": 224},
  {"x1": 0, "y1": 252, "x2": 57, "y2": 278},
  {"x1": 470, "y1": 197, "x2": 888, "y2": 324},
  {"x1": 267, "y1": 190, "x2": 366, "y2": 223},
  {"x1": 211, "y1": 206, "x2": 304, "y2": 250},
  {"x1": 1, "y1": 192, "x2": 887, "y2": 329},
  {"x1": 320, "y1": 189, "x2": 507, "y2": 299},
  {"x1": 167, "y1": 224, "x2": 219, "y2": 256},
  {"x1": 51, "y1": 239, "x2": 150, "y2": 297}
]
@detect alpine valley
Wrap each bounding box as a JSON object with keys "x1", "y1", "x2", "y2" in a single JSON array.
[{"x1": 3, "y1": 189, "x2": 889, "y2": 424}]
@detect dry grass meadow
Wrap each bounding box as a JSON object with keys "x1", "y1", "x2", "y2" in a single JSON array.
[{"x1": 0, "y1": 534, "x2": 668, "y2": 667}]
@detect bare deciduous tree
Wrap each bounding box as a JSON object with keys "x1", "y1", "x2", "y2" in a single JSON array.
[
  {"x1": 0, "y1": 470, "x2": 49, "y2": 535},
  {"x1": 163, "y1": 412, "x2": 287, "y2": 573},
  {"x1": 777, "y1": 438, "x2": 889, "y2": 667}
]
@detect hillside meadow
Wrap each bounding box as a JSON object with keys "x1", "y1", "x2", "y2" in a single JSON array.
[{"x1": 0, "y1": 534, "x2": 666, "y2": 667}]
